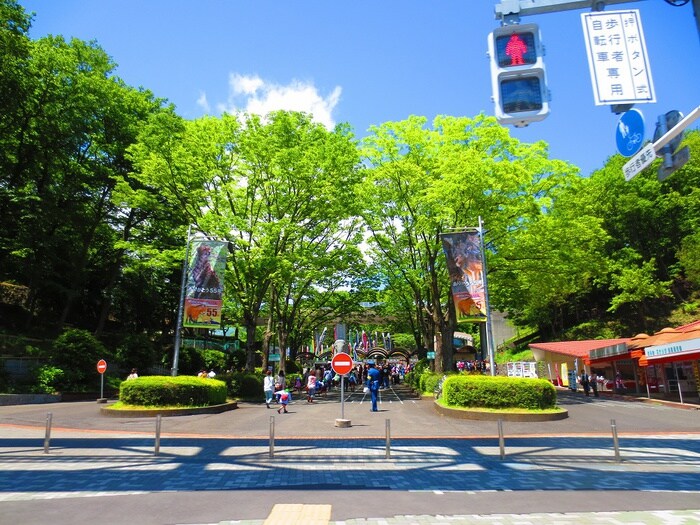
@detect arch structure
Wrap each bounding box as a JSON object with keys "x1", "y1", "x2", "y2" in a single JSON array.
[
  {"x1": 294, "y1": 347, "x2": 417, "y2": 364},
  {"x1": 358, "y1": 346, "x2": 415, "y2": 362}
]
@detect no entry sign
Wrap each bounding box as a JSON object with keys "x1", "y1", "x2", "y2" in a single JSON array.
[
  {"x1": 96, "y1": 359, "x2": 107, "y2": 374},
  {"x1": 331, "y1": 352, "x2": 353, "y2": 376}
]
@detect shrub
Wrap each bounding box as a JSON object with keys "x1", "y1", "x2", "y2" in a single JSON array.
[
  {"x1": 115, "y1": 333, "x2": 156, "y2": 373},
  {"x1": 217, "y1": 371, "x2": 261, "y2": 400},
  {"x1": 442, "y1": 375, "x2": 557, "y2": 410},
  {"x1": 52, "y1": 328, "x2": 108, "y2": 391},
  {"x1": 420, "y1": 370, "x2": 443, "y2": 395},
  {"x1": 32, "y1": 365, "x2": 64, "y2": 394},
  {"x1": 119, "y1": 375, "x2": 227, "y2": 407}
]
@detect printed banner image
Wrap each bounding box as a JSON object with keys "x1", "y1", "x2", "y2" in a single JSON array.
[
  {"x1": 441, "y1": 231, "x2": 487, "y2": 322},
  {"x1": 183, "y1": 298, "x2": 222, "y2": 328},
  {"x1": 184, "y1": 239, "x2": 227, "y2": 328}
]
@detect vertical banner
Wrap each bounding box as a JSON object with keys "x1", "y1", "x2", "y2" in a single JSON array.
[
  {"x1": 183, "y1": 240, "x2": 227, "y2": 328},
  {"x1": 441, "y1": 230, "x2": 487, "y2": 322}
]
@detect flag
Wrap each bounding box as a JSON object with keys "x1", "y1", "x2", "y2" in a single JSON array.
[
  {"x1": 441, "y1": 230, "x2": 487, "y2": 322},
  {"x1": 362, "y1": 330, "x2": 368, "y2": 350},
  {"x1": 183, "y1": 239, "x2": 227, "y2": 328}
]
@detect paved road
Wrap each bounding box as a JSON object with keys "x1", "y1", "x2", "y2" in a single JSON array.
[{"x1": 1, "y1": 385, "x2": 699, "y2": 524}]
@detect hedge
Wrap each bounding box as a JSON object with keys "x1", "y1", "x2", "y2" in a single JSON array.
[
  {"x1": 442, "y1": 375, "x2": 556, "y2": 410},
  {"x1": 119, "y1": 376, "x2": 227, "y2": 407}
]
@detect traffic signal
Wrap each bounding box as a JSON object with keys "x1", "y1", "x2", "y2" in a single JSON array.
[{"x1": 488, "y1": 23, "x2": 550, "y2": 127}]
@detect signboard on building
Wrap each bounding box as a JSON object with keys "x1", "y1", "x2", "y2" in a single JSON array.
[{"x1": 581, "y1": 10, "x2": 655, "y2": 106}]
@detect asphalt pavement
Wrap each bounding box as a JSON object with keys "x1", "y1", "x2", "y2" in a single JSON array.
[{"x1": 1, "y1": 384, "x2": 699, "y2": 525}]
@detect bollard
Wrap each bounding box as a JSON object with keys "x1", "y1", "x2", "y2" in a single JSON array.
[
  {"x1": 498, "y1": 419, "x2": 505, "y2": 460},
  {"x1": 269, "y1": 415, "x2": 275, "y2": 458},
  {"x1": 385, "y1": 419, "x2": 391, "y2": 459},
  {"x1": 43, "y1": 412, "x2": 52, "y2": 454},
  {"x1": 611, "y1": 418, "x2": 621, "y2": 462},
  {"x1": 154, "y1": 414, "x2": 162, "y2": 456}
]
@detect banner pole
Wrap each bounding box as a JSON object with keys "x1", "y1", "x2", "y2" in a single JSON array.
[
  {"x1": 172, "y1": 224, "x2": 192, "y2": 376},
  {"x1": 479, "y1": 217, "x2": 496, "y2": 376}
]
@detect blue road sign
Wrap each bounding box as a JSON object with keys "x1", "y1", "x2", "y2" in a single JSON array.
[{"x1": 616, "y1": 108, "x2": 645, "y2": 157}]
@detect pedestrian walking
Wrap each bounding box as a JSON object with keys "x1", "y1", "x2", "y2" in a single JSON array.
[
  {"x1": 589, "y1": 371, "x2": 599, "y2": 397},
  {"x1": 580, "y1": 370, "x2": 590, "y2": 396},
  {"x1": 306, "y1": 370, "x2": 317, "y2": 403},
  {"x1": 367, "y1": 363, "x2": 381, "y2": 412},
  {"x1": 277, "y1": 389, "x2": 290, "y2": 413},
  {"x1": 263, "y1": 370, "x2": 275, "y2": 408}
]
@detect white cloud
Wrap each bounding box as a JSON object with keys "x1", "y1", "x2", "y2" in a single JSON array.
[
  {"x1": 196, "y1": 91, "x2": 210, "y2": 113},
  {"x1": 216, "y1": 73, "x2": 342, "y2": 129}
]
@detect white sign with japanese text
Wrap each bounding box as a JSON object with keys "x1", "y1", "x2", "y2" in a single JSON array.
[
  {"x1": 581, "y1": 10, "x2": 656, "y2": 106},
  {"x1": 623, "y1": 142, "x2": 656, "y2": 181}
]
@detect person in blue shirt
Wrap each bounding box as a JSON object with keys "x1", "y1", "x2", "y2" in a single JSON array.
[{"x1": 366, "y1": 363, "x2": 381, "y2": 412}]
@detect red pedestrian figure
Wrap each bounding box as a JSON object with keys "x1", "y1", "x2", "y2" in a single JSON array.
[{"x1": 505, "y1": 34, "x2": 528, "y2": 66}]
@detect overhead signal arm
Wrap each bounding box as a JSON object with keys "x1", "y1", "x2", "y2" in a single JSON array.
[{"x1": 495, "y1": 0, "x2": 644, "y2": 22}]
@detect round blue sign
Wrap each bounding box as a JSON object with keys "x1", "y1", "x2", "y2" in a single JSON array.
[{"x1": 616, "y1": 109, "x2": 645, "y2": 157}]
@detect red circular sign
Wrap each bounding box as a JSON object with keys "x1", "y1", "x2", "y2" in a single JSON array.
[
  {"x1": 331, "y1": 352, "x2": 353, "y2": 376},
  {"x1": 96, "y1": 359, "x2": 107, "y2": 374}
]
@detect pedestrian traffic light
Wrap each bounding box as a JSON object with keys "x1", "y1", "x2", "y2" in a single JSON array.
[{"x1": 488, "y1": 23, "x2": 550, "y2": 127}]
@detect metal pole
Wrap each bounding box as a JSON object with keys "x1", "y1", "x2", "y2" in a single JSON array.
[
  {"x1": 676, "y1": 366, "x2": 684, "y2": 404},
  {"x1": 100, "y1": 372, "x2": 104, "y2": 400},
  {"x1": 340, "y1": 373, "x2": 345, "y2": 420},
  {"x1": 43, "y1": 412, "x2": 52, "y2": 454},
  {"x1": 385, "y1": 419, "x2": 391, "y2": 459},
  {"x1": 611, "y1": 419, "x2": 621, "y2": 462},
  {"x1": 172, "y1": 224, "x2": 193, "y2": 376},
  {"x1": 479, "y1": 217, "x2": 496, "y2": 376},
  {"x1": 269, "y1": 415, "x2": 275, "y2": 458},
  {"x1": 154, "y1": 414, "x2": 162, "y2": 456},
  {"x1": 498, "y1": 419, "x2": 505, "y2": 460}
]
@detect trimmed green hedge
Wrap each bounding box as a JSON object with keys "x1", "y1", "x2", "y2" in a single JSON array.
[
  {"x1": 442, "y1": 375, "x2": 556, "y2": 410},
  {"x1": 119, "y1": 375, "x2": 227, "y2": 407}
]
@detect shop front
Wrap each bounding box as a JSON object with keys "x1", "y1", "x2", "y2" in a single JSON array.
[{"x1": 641, "y1": 336, "x2": 700, "y2": 403}]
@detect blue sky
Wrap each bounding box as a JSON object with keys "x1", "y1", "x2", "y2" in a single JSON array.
[{"x1": 22, "y1": 0, "x2": 700, "y2": 176}]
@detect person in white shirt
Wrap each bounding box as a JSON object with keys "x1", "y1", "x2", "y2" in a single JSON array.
[{"x1": 263, "y1": 370, "x2": 275, "y2": 408}]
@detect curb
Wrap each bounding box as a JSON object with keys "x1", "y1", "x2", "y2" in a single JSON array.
[
  {"x1": 100, "y1": 400, "x2": 238, "y2": 418},
  {"x1": 433, "y1": 400, "x2": 569, "y2": 421}
]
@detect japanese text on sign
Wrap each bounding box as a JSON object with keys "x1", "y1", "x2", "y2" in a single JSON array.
[
  {"x1": 623, "y1": 143, "x2": 656, "y2": 181},
  {"x1": 581, "y1": 10, "x2": 655, "y2": 106}
]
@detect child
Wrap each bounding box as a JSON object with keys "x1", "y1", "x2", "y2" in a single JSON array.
[{"x1": 277, "y1": 389, "x2": 290, "y2": 414}]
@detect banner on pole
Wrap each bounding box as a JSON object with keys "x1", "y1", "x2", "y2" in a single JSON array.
[
  {"x1": 183, "y1": 240, "x2": 227, "y2": 328},
  {"x1": 441, "y1": 230, "x2": 487, "y2": 322}
]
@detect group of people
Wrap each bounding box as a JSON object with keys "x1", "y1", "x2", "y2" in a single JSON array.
[
  {"x1": 579, "y1": 370, "x2": 601, "y2": 397},
  {"x1": 456, "y1": 360, "x2": 490, "y2": 373},
  {"x1": 262, "y1": 361, "x2": 414, "y2": 413},
  {"x1": 197, "y1": 368, "x2": 217, "y2": 379}
]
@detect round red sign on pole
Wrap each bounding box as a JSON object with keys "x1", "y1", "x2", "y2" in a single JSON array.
[
  {"x1": 331, "y1": 352, "x2": 353, "y2": 376},
  {"x1": 97, "y1": 359, "x2": 107, "y2": 374}
]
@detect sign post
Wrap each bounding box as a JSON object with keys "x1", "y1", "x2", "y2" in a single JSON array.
[
  {"x1": 331, "y1": 350, "x2": 353, "y2": 427},
  {"x1": 96, "y1": 359, "x2": 107, "y2": 403}
]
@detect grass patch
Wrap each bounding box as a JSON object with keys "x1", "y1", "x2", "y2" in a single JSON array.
[
  {"x1": 435, "y1": 397, "x2": 566, "y2": 414},
  {"x1": 104, "y1": 400, "x2": 230, "y2": 411}
]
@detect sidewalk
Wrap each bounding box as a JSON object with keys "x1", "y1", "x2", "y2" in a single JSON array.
[{"x1": 1, "y1": 387, "x2": 699, "y2": 524}]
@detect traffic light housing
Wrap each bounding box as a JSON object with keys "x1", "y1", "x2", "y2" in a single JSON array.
[{"x1": 488, "y1": 23, "x2": 550, "y2": 127}]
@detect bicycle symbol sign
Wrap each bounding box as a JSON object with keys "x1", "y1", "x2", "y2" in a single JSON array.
[{"x1": 616, "y1": 109, "x2": 645, "y2": 158}]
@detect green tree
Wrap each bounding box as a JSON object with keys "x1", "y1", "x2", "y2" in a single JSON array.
[
  {"x1": 360, "y1": 114, "x2": 582, "y2": 372},
  {"x1": 126, "y1": 111, "x2": 362, "y2": 372}
]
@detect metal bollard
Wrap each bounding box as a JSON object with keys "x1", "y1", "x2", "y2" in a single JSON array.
[
  {"x1": 269, "y1": 415, "x2": 275, "y2": 458},
  {"x1": 498, "y1": 419, "x2": 505, "y2": 460},
  {"x1": 43, "y1": 412, "x2": 52, "y2": 454},
  {"x1": 611, "y1": 419, "x2": 621, "y2": 462},
  {"x1": 385, "y1": 419, "x2": 391, "y2": 459},
  {"x1": 154, "y1": 414, "x2": 162, "y2": 456}
]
